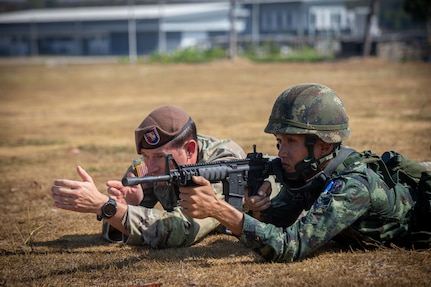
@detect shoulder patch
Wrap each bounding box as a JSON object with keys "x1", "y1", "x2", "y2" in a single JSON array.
[
  {"x1": 312, "y1": 179, "x2": 345, "y2": 213},
  {"x1": 323, "y1": 179, "x2": 344, "y2": 195}
]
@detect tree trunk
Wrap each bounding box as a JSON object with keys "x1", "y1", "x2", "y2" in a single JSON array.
[
  {"x1": 427, "y1": 1, "x2": 431, "y2": 61},
  {"x1": 363, "y1": 0, "x2": 379, "y2": 57},
  {"x1": 229, "y1": 0, "x2": 237, "y2": 60}
]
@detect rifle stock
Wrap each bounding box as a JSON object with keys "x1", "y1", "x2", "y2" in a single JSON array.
[{"x1": 121, "y1": 145, "x2": 279, "y2": 211}]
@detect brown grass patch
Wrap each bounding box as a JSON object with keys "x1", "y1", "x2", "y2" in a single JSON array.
[{"x1": 1, "y1": 58, "x2": 430, "y2": 286}]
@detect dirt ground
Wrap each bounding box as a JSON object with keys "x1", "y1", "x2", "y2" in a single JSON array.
[{"x1": 0, "y1": 57, "x2": 430, "y2": 286}]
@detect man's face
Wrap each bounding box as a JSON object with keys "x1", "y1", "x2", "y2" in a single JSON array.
[
  {"x1": 140, "y1": 144, "x2": 188, "y2": 176},
  {"x1": 275, "y1": 134, "x2": 309, "y2": 174},
  {"x1": 275, "y1": 133, "x2": 333, "y2": 177}
]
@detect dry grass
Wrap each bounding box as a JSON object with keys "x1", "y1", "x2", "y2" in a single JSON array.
[{"x1": 0, "y1": 57, "x2": 430, "y2": 286}]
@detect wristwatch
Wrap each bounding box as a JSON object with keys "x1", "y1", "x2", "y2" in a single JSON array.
[{"x1": 97, "y1": 198, "x2": 117, "y2": 221}]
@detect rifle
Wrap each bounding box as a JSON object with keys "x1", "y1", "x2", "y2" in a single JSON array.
[{"x1": 122, "y1": 145, "x2": 280, "y2": 211}]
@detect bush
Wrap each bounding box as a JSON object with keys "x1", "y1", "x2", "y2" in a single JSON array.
[
  {"x1": 148, "y1": 47, "x2": 227, "y2": 63},
  {"x1": 147, "y1": 44, "x2": 333, "y2": 63},
  {"x1": 243, "y1": 44, "x2": 333, "y2": 62}
]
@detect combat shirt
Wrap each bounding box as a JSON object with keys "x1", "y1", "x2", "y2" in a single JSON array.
[
  {"x1": 239, "y1": 154, "x2": 415, "y2": 262},
  {"x1": 124, "y1": 133, "x2": 245, "y2": 247}
]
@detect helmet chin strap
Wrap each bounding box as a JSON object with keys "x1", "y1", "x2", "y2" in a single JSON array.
[{"x1": 285, "y1": 136, "x2": 340, "y2": 180}]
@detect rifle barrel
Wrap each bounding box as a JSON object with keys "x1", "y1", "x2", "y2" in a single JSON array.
[{"x1": 122, "y1": 174, "x2": 172, "y2": 186}]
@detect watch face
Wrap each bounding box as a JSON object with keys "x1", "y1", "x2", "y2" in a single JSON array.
[{"x1": 104, "y1": 203, "x2": 117, "y2": 217}]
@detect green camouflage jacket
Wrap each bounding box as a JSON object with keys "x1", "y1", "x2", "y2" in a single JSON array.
[
  {"x1": 239, "y1": 156, "x2": 416, "y2": 262},
  {"x1": 124, "y1": 133, "x2": 245, "y2": 247}
]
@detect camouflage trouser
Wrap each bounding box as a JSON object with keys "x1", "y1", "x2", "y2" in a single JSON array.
[{"x1": 101, "y1": 205, "x2": 221, "y2": 248}]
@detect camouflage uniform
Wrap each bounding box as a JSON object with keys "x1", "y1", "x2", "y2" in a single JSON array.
[
  {"x1": 239, "y1": 153, "x2": 416, "y2": 262},
  {"x1": 238, "y1": 83, "x2": 423, "y2": 262},
  {"x1": 118, "y1": 133, "x2": 245, "y2": 248}
]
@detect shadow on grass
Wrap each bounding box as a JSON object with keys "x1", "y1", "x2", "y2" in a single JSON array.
[
  {"x1": 2, "y1": 231, "x2": 357, "y2": 285},
  {"x1": 0, "y1": 233, "x2": 109, "y2": 256},
  {"x1": 32, "y1": 233, "x2": 107, "y2": 250},
  {"x1": 5, "y1": 236, "x2": 265, "y2": 283}
]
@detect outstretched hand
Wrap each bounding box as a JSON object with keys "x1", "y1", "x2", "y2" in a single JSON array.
[{"x1": 51, "y1": 166, "x2": 108, "y2": 214}]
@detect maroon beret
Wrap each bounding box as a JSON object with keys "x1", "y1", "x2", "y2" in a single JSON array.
[{"x1": 135, "y1": 106, "x2": 192, "y2": 153}]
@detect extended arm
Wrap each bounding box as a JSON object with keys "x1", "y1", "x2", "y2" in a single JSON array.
[
  {"x1": 180, "y1": 175, "x2": 372, "y2": 262},
  {"x1": 51, "y1": 166, "x2": 129, "y2": 235}
]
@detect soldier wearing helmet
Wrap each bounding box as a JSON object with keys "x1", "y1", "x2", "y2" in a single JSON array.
[
  {"x1": 264, "y1": 83, "x2": 350, "y2": 181},
  {"x1": 179, "y1": 83, "x2": 426, "y2": 262}
]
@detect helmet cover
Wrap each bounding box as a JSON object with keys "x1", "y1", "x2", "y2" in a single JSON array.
[{"x1": 264, "y1": 83, "x2": 350, "y2": 143}]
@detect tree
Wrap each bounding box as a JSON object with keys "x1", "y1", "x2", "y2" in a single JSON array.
[
  {"x1": 363, "y1": 0, "x2": 379, "y2": 57},
  {"x1": 404, "y1": 0, "x2": 431, "y2": 60},
  {"x1": 229, "y1": 0, "x2": 237, "y2": 60}
]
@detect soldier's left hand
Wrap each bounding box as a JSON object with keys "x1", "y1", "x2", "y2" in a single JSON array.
[{"x1": 245, "y1": 181, "x2": 272, "y2": 212}]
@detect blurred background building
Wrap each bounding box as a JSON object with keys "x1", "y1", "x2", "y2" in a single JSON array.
[{"x1": 0, "y1": 0, "x2": 428, "y2": 61}]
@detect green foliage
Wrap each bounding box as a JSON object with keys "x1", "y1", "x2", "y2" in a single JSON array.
[
  {"x1": 148, "y1": 47, "x2": 227, "y2": 63},
  {"x1": 243, "y1": 44, "x2": 333, "y2": 63},
  {"x1": 204, "y1": 46, "x2": 226, "y2": 60},
  {"x1": 131, "y1": 43, "x2": 332, "y2": 64}
]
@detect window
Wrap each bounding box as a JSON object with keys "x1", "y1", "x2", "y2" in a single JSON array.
[
  {"x1": 331, "y1": 13, "x2": 341, "y2": 28},
  {"x1": 261, "y1": 11, "x2": 278, "y2": 31}
]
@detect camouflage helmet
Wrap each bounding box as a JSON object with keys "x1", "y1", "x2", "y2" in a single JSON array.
[{"x1": 264, "y1": 83, "x2": 350, "y2": 143}]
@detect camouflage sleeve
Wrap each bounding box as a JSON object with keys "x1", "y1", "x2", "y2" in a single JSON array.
[
  {"x1": 122, "y1": 136, "x2": 245, "y2": 248},
  {"x1": 239, "y1": 176, "x2": 371, "y2": 262},
  {"x1": 198, "y1": 134, "x2": 246, "y2": 163},
  {"x1": 125, "y1": 205, "x2": 219, "y2": 248}
]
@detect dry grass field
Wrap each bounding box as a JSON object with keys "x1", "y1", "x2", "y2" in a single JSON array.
[{"x1": 0, "y1": 57, "x2": 430, "y2": 286}]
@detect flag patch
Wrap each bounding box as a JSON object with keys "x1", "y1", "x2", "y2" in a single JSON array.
[{"x1": 135, "y1": 163, "x2": 148, "y2": 177}]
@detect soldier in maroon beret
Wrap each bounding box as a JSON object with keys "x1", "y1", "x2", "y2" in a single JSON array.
[{"x1": 51, "y1": 106, "x2": 245, "y2": 248}]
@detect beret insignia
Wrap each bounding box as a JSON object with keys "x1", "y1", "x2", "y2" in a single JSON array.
[{"x1": 144, "y1": 127, "x2": 160, "y2": 146}]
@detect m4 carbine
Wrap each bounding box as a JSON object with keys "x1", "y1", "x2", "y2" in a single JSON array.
[{"x1": 122, "y1": 145, "x2": 279, "y2": 211}]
